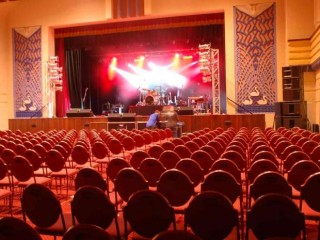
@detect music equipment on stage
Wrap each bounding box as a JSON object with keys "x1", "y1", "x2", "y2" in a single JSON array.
[
  {"x1": 130, "y1": 105, "x2": 163, "y2": 115},
  {"x1": 175, "y1": 107, "x2": 194, "y2": 115},
  {"x1": 188, "y1": 96, "x2": 204, "y2": 102},
  {"x1": 145, "y1": 95, "x2": 155, "y2": 105},
  {"x1": 107, "y1": 113, "x2": 136, "y2": 122},
  {"x1": 107, "y1": 113, "x2": 136, "y2": 130},
  {"x1": 66, "y1": 109, "x2": 93, "y2": 117}
]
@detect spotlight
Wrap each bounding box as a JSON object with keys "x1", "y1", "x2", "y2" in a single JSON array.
[
  {"x1": 182, "y1": 55, "x2": 193, "y2": 60},
  {"x1": 199, "y1": 59, "x2": 209, "y2": 64},
  {"x1": 199, "y1": 43, "x2": 212, "y2": 83},
  {"x1": 202, "y1": 76, "x2": 212, "y2": 82},
  {"x1": 49, "y1": 56, "x2": 58, "y2": 61},
  {"x1": 198, "y1": 43, "x2": 211, "y2": 50}
]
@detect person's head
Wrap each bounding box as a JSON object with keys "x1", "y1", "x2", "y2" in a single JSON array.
[{"x1": 155, "y1": 110, "x2": 160, "y2": 114}]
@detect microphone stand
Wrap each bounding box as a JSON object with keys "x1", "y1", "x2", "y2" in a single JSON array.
[
  {"x1": 227, "y1": 97, "x2": 253, "y2": 114},
  {"x1": 30, "y1": 102, "x2": 49, "y2": 118},
  {"x1": 82, "y1": 88, "x2": 88, "y2": 110}
]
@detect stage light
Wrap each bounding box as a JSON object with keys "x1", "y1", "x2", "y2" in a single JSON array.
[
  {"x1": 134, "y1": 56, "x2": 145, "y2": 68},
  {"x1": 47, "y1": 62, "x2": 58, "y2": 67},
  {"x1": 47, "y1": 56, "x2": 63, "y2": 91},
  {"x1": 114, "y1": 67, "x2": 146, "y2": 89},
  {"x1": 55, "y1": 86, "x2": 63, "y2": 92},
  {"x1": 52, "y1": 79, "x2": 63, "y2": 85},
  {"x1": 182, "y1": 55, "x2": 193, "y2": 60},
  {"x1": 46, "y1": 55, "x2": 63, "y2": 117},
  {"x1": 49, "y1": 74, "x2": 62, "y2": 80},
  {"x1": 200, "y1": 67, "x2": 211, "y2": 75},
  {"x1": 108, "y1": 57, "x2": 117, "y2": 80},
  {"x1": 198, "y1": 43, "x2": 211, "y2": 50},
  {"x1": 172, "y1": 53, "x2": 180, "y2": 70},
  {"x1": 199, "y1": 51, "x2": 210, "y2": 57},
  {"x1": 198, "y1": 43, "x2": 212, "y2": 82},
  {"x1": 199, "y1": 59, "x2": 209, "y2": 64},
  {"x1": 202, "y1": 76, "x2": 211, "y2": 83},
  {"x1": 49, "y1": 56, "x2": 58, "y2": 61}
]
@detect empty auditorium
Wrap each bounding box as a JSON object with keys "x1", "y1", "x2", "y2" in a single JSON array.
[{"x1": 0, "y1": 0, "x2": 320, "y2": 239}]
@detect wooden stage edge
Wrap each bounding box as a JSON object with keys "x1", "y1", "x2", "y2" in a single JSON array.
[{"x1": 9, "y1": 114, "x2": 266, "y2": 133}]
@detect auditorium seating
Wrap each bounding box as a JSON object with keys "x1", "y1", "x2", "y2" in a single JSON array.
[{"x1": 0, "y1": 126, "x2": 319, "y2": 239}]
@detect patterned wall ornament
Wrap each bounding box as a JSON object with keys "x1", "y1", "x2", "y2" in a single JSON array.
[
  {"x1": 13, "y1": 26, "x2": 42, "y2": 117},
  {"x1": 234, "y1": 3, "x2": 276, "y2": 113}
]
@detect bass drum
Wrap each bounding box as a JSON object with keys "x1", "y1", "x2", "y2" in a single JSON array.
[{"x1": 145, "y1": 95, "x2": 154, "y2": 105}]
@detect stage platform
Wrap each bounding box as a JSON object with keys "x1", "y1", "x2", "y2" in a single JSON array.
[{"x1": 9, "y1": 113, "x2": 265, "y2": 133}]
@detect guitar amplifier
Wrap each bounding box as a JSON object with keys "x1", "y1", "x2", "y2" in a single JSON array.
[
  {"x1": 66, "y1": 109, "x2": 93, "y2": 117},
  {"x1": 175, "y1": 107, "x2": 194, "y2": 115}
]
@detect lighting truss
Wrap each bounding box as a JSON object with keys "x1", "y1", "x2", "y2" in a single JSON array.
[
  {"x1": 198, "y1": 43, "x2": 220, "y2": 114},
  {"x1": 211, "y1": 49, "x2": 220, "y2": 114}
]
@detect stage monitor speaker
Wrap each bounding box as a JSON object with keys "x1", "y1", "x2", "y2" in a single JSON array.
[
  {"x1": 161, "y1": 105, "x2": 174, "y2": 113},
  {"x1": 66, "y1": 109, "x2": 93, "y2": 117},
  {"x1": 107, "y1": 113, "x2": 136, "y2": 122},
  {"x1": 175, "y1": 107, "x2": 194, "y2": 115}
]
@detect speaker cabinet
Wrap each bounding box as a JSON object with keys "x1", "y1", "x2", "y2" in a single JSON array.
[
  {"x1": 175, "y1": 107, "x2": 194, "y2": 115},
  {"x1": 283, "y1": 89, "x2": 303, "y2": 102},
  {"x1": 274, "y1": 101, "x2": 306, "y2": 116},
  {"x1": 283, "y1": 78, "x2": 302, "y2": 89},
  {"x1": 275, "y1": 116, "x2": 307, "y2": 129},
  {"x1": 312, "y1": 124, "x2": 319, "y2": 133},
  {"x1": 282, "y1": 66, "x2": 301, "y2": 78},
  {"x1": 107, "y1": 113, "x2": 136, "y2": 122},
  {"x1": 66, "y1": 109, "x2": 93, "y2": 117}
]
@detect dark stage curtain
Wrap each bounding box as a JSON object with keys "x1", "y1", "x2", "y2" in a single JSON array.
[
  {"x1": 65, "y1": 49, "x2": 88, "y2": 109},
  {"x1": 55, "y1": 38, "x2": 70, "y2": 117}
]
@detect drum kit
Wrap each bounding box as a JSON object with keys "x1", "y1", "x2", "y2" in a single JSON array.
[{"x1": 137, "y1": 86, "x2": 172, "y2": 106}]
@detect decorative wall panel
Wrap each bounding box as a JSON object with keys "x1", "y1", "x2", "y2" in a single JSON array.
[
  {"x1": 234, "y1": 3, "x2": 276, "y2": 113},
  {"x1": 13, "y1": 26, "x2": 42, "y2": 118}
]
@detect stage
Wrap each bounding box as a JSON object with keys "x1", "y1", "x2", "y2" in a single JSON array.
[{"x1": 9, "y1": 113, "x2": 266, "y2": 133}]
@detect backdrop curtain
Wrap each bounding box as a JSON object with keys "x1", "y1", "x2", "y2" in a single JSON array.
[
  {"x1": 55, "y1": 38, "x2": 70, "y2": 117},
  {"x1": 65, "y1": 49, "x2": 86, "y2": 109}
]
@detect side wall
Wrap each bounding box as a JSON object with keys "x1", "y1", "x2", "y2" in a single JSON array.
[{"x1": 0, "y1": 5, "x2": 12, "y2": 130}]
